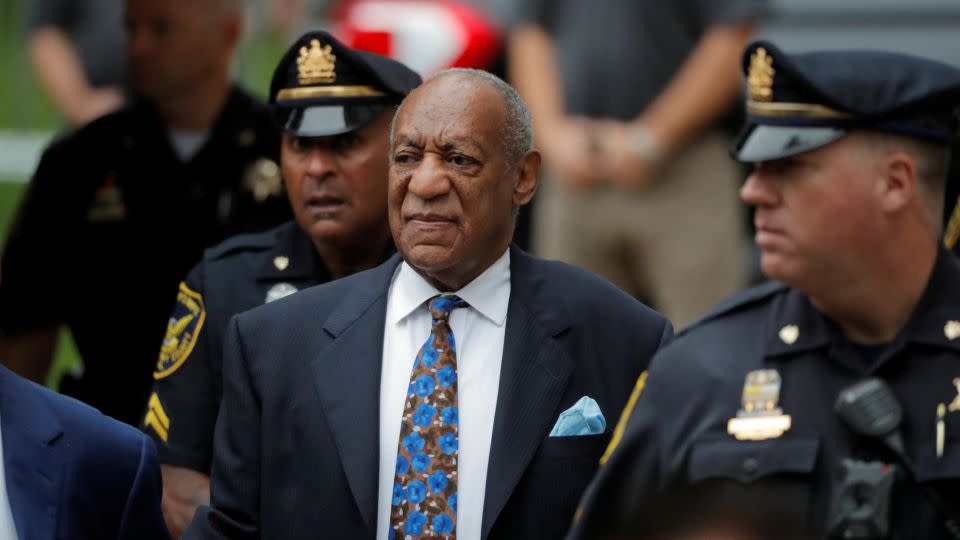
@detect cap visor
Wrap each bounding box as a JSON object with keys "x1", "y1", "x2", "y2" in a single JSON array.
[
  {"x1": 734, "y1": 125, "x2": 846, "y2": 162},
  {"x1": 279, "y1": 104, "x2": 390, "y2": 137}
]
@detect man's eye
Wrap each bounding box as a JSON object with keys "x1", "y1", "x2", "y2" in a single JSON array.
[
  {"x1": 292, "y1": 138, "x2": 310, "y2": 151},
  {"x1": 394, "y1": 153, "x2": 415, "y2": 164},
  {"x1": 332, "y1": 133, "x2": 359, "y2": 150},
  {"x1": 450, "y1": 154, "x2": 475, "y2": 166}
]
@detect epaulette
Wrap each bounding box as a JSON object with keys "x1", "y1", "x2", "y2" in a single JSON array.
[
  {"x1": 677, "y1": 280, "x2": 787, "y2": 337},
  {"x1": 204, "y1": 227, "x2": 282, "y2": 261}
]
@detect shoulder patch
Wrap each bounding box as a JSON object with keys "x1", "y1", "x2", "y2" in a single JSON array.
[
  {"x1": 154, "y1": 282, "x2": 206, "y2": 379},
  {"x1": 679, "y1": 281, "x2": 787, "y2": 337}
]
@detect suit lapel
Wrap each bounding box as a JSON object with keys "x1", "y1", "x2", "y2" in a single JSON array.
[
  {"x1": 310, "y1": 256, "x2": 401, "y2": 535},
  {"x1": 481, "y1": 248, "x2": 573, "y2": 539},
  {"x1": 0, "y1": 367, "x2": 62, "y2": 540}
]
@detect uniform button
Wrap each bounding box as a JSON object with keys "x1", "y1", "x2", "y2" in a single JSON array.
[{"x1": 742, "y1": 457, "x2": 759, "y2": 475}]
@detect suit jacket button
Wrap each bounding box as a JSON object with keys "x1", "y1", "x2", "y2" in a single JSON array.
[{"x1": 742, "y1": 457, "x2": 760, "y2": 477}]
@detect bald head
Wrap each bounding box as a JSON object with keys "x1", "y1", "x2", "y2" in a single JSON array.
[
  {"x1": 393, "y1": 69, "x2": 534, "y2": 167},
  {"x1": 125, "y1": 0, "x2": 242, "y2": 111}
]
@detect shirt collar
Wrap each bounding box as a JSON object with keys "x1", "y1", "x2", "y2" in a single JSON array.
[
  {"x1": 765, "y1": 246, "x2": 960, "y2": 359},
  {"x1": 389, "y1": 249, "x2": 511, "y2": 326},
  {"x1": 897, "y1": 246, "x2": 960, "y2": 351}
]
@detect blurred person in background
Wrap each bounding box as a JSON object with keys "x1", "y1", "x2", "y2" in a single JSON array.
[
  {"x1": 27, "y1": 0, "x2": 128, "y2": 127},
  {"x1": 143, "y1": 30, "x2": 420, "y2": 537},
  {"x1": 509, "y1": 0, "x2": 766, "y2": 328},
  {"x1": 0, "y1": 0, "x2": 289, "y2": 426}
]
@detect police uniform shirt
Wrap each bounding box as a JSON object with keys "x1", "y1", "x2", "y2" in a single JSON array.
[
  {"x1": 573, "y1": 247, "x2": 960, "y2": 539},
  {"x1": 144, "y1": 221, "x2": 394, "y2": 473},
  {"x1": 0, "y1": 86, "x2": 289, "y2": 426}
]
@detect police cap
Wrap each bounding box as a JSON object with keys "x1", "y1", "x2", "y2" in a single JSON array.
[
  {"x1": 733, "y1": 40, "x2": 960, "y2": 162},
  {"x1": 269, "y1": 31, "x2": 422, "y2": 137}
]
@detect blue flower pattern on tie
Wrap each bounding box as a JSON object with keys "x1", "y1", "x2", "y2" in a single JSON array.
[
  {"x1": 390, "y1": 295, "x2": 466, "y2": 539},
  {"x1": 412, "y1": 453, "x2": 430, "y2": 473}
]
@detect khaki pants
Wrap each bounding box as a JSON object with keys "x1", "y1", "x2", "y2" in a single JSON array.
[{"x1": 533, "y1": 132, "x2": 746, "y2": 329}]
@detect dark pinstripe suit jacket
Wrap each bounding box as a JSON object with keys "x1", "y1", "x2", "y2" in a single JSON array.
[{"x1": 184, "y1": 246, "x2": 672, "y2": 540}]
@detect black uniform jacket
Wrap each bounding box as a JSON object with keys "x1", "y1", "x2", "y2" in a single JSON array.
[
  {"x1": 571, "y1": 248, "x2": 960, "y2": 540},
  {"x1": 144, "y1": 221, "x2": 334, "y2": 472},
  {"x1": 0, "y1": 87, "x2": 289, "y2": 425},
  {"x1": 183, "y1": 246, "x2": 672, "y2": 540}
]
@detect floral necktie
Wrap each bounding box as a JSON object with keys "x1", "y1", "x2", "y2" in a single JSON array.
[{"x1": 389, "y1": 295, "x2": 467, "y2": 539}]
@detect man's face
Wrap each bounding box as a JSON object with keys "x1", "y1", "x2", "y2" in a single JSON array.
[
  {"x1": 124, "y1": 0, "x2": 233, "y2": 101},
  {"x1": 388, "y1": 76, "x2": 536, "y2": 289},
  {"x1": 281, "y1": 112, "x2": 392, "y2": 248},
  {"x1": 740, "y1": 135, "x2": 882, "y2": 289}
]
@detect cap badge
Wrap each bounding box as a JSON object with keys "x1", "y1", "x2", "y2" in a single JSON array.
[
  {"x1": 950, "y1": 378, "x2": 960, "y2": 413},
  {"x1": 779, "y1": 324, "x2": 799, "y2": 345},
  {"x1": 273, "y1": 256, "x2": 290, "y2": 271},
  {"x1": 728, "y1": 369, "x2": 792, "y2": 440},
  {"x1": 298, "y1": 39, "x2": 336, "y2": 84},
  {"x1": 748, "y1": 47, "x2": 775, "y2": 102},
  {"x1": 945, "y1": 320, "x2": 960, "y2": 341}
]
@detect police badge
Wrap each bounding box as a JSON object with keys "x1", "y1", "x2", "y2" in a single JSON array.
[
  {"x1": 154, "y1": 282, "x2": 206, "y2": 379},
  {"x1": 727, "y1": 369, "x2": 793, "y2": 440},
  {"x1": 243, "y1": 158, "x2": 283, "y2": 202}
]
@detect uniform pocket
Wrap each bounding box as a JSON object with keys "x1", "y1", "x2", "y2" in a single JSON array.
[
  {"x1": 688, "y1": 437, "x2": 819, "y2": 484},
  {"x1": 680, "y1": 437, "x2": 821, "y2": 536}
]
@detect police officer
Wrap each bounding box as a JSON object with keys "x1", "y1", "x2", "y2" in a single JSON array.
[
  {"x1": 0, "y1": 0, "x2": 288, "y2": 426},
  {"x1": 142, "y1": 31, "x2": 422, "y2": 537},
  {"x1": 570, "y1": 42, "x2": 960, "y2": 540}
]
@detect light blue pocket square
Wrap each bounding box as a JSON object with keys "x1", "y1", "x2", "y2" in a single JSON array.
[{"x1": 549, "y1": 396, "x2": 606, "y2": 436}]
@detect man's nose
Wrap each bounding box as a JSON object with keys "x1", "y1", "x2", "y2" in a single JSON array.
[
  {"x1": 305, "y1": 147, "x2": 337, "y2": 177},
  {"x1": 407, "y1": 155, "x2": 451, "y2": 200},
  {"x1": 740, "y1": 170, "x2": 778, "y2": 207}
]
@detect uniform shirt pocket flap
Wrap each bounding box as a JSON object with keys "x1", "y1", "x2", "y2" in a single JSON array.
[{"x1": 688, "y1": 438, "x2": 819, "y2": 484}]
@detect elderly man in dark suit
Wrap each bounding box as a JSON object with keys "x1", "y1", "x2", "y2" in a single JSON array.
[
  {"x1": 0, "y1": 364, "x2": 168, "y2": 539},
  {"x1": 185, "y1": 68, "x2": 671, "y2": 540}
]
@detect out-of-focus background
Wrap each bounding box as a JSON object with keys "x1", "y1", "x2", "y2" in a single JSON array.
[{"x1": 1, "y1": 0, "x2": 959, "y2": 385}]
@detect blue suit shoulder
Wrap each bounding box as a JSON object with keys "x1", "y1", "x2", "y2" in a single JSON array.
[
  {"x1": 529, "y1": 256, "x2": 670, "y2": 339},
  {"x1": 535, "y1": 257, "x2": 663, "y2": 316},
  {"x1": 23, "y1": 375, "x2": 153, "y2": 463},
  {"x1": 2, "y1": 369, "x2": 168, "y2": 539}
]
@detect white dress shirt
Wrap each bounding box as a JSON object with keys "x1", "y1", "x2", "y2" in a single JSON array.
[
  {"x1": 377, "y1": 249, "x2": 510, "y2": 540},
  {"x1": 0, "y1": 410, "x2": 21, "y2": 540}
]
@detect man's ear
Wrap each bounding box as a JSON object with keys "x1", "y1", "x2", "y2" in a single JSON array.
[
  {"x1": 513, "y1": 149, "x2": 541, "y2": 207},
  {"x1": 879, "y1": 150, "x2": 917, "y2": 213}
]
